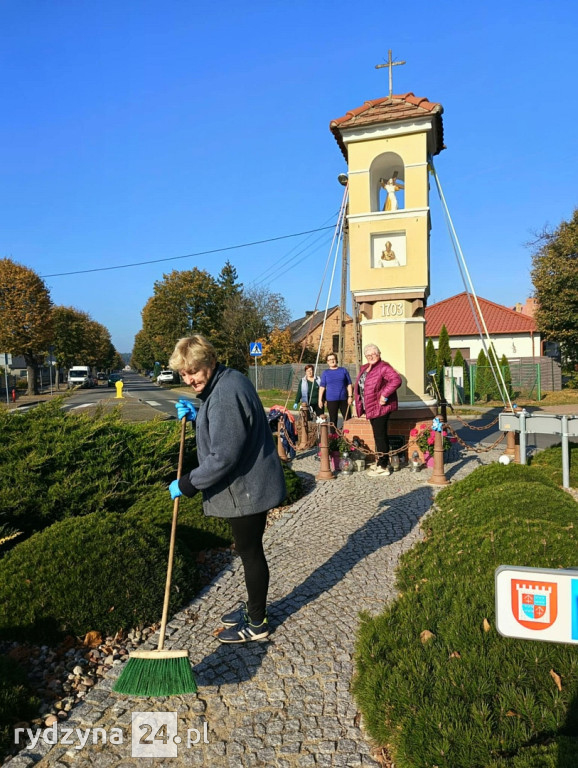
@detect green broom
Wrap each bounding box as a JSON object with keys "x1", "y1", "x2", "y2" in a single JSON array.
[{"x1": 113, "y1": 416, "x2": 198, "y2": 696}]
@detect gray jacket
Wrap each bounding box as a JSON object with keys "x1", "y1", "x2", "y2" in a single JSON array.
[{"x1": 179, "y1": 364, "x2": 286, "y2": 518}]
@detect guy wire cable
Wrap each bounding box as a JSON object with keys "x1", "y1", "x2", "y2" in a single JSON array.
[
  {"x1": 429, "y1": 158, "x2": 513, "y2": 411},
  {"x1": 281, "y1": 185, "x2": 349, "y2": 411},
  {"x1": 313, "y1": 188, "x2": 348, "y2": 379}
]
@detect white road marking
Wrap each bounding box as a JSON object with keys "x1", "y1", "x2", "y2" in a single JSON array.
[{"x1": 144, "y1": 401, "x2": 162, "y2": 406}]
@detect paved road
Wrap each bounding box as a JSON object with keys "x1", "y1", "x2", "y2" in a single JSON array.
[{"x1": 53, "y1": 372, "x2": 192, "y2": 420}]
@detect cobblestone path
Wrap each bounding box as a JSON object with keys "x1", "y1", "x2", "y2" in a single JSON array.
[{"x1": 10, "y1": 449, "x2": 501, "y2": 768}]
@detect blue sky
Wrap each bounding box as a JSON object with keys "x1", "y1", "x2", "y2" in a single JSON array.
[{"x1": 1, "y1": 0, "x2": 577, "y2": 353}]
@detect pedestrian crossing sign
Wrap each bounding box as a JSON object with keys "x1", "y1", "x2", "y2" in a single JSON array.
[{"x1": 249, "y1": 342, "x2": 263, "y2": 357}]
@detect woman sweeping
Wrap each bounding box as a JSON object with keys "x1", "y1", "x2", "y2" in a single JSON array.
[{"x1": 168, "y1": 334, "x2": 286, "y2": 643}]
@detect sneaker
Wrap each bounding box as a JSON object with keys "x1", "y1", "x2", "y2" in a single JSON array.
[
  {"x1": 220, "y1": 602, "x2": 247, "y2": 627},
  {"x1": 218, "y1": 614, "x2": 270, "y2": 644}
]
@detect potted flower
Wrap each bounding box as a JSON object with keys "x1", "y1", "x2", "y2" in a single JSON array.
[
  {"x1": 410, "y1": 422, "x2": 451, "y2": 467},
  {"x1": 327, "y1": 432, "x2": 351, "y2": 471}
]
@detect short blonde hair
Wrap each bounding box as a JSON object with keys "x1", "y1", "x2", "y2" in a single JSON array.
[
  {"x1": 169, "y1": 335, "x2": 217, "y2": 372},
  {"x1": 363, "y1": 343, "x2": 381, "y2": 356}
]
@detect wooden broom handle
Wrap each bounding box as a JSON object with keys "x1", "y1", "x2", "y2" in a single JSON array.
[{"x1": 157, "y1": 416, "x2": 188, "y2": 651}]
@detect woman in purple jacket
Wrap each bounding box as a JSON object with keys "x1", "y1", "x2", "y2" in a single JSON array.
[{"x1": 354, "y1": 343, "x2": 402, "y2": 477}]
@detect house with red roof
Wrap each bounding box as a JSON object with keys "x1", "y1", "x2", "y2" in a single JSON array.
[{"x1": 425, "y1": 292, "x2": 541, "y2": 360}]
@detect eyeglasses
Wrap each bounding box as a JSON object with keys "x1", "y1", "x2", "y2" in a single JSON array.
[{"x1": 365, "y1": 353, "x2": 379, "y2": 358}]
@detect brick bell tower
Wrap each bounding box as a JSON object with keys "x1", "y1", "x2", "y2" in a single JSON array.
[{"x1": 329, "y1": 89, "x2": 445, "y2": 448}]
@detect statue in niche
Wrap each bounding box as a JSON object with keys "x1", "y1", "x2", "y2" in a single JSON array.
[
  {"x1": 380, "y1": 171, "x2": 404, "y2": 211},
  {"x1": 379, "y1": 241, "x2": 399, "y2": 266}
]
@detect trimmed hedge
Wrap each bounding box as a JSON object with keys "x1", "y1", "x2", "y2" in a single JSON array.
[
  {"x1": 0, "y1": 512, "x2": 198, "y2": 642},
  {"x1": 353, "y1": 462, "x2": 578, "y2": 768},
  {"x1": 0, "y1": 655, "x2": 39, "y2": 758},
  {"x1": 126, "y1": 488, "x2": 233, "y2": 553},
  {"x1": 0, "y1": 401, "x2": 192, "y2": 537}
]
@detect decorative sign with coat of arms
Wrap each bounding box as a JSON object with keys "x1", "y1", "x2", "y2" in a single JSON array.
[{"x1": 496, "y1": 566, "x2": 578, "y2": 645}]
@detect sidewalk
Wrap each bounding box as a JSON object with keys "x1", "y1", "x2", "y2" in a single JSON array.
[{"x1": 7, "y1": 448, "x2": 503, "y2": 768}]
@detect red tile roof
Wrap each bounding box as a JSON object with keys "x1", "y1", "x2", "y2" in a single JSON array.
[
  {"x1": 425, "y1": 293, "x2": 537, "y2": 337},
  {"x1": 330, "y1": 93, "x2": 444, "y2": 160}
]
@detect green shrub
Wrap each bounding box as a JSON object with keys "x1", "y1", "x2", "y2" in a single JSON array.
[
  {"x1": 0, "y1": 656, "x2": 40, "y2": 760},
  {"x1": 353, "y1": 462, "x2": 578, "y2": 768},
  {"x1": 0, "y1": 512, "x2": 198, "y2": 643},
  {"x1": 282, "y1": 463, "x2": 302, "y2": 505},
  {"x1": 529, "y1": 441, "x2": 578, "y2": 488},
  {"x1": 126, "y1": 487, "x2": 233, "y2": 554},
  {"x1": 0, "y1": 402, "x2": 193, "y2": 538}
]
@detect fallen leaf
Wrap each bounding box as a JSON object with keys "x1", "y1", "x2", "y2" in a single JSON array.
[
  {"x1": 83, "y1": 631, "x2": 103, "y2": 648},
  {"x1": 213, "y1": 627, "x2": 225, "y2": 637},
  {"x1": 420, "y1": 630, "x2": 435, "y2": 644},
  {"x1": 550, "y1": 669, "x2": 562, "y2": 691},
  {"x1": 483, "y1": 618, "x2": 491, "y2": 632},
  {"x1": 353, "y1": 712, "x2": 361, "y2": 727},
  {"x1": 449, "y1": 651, "x2": 461, "y2": 659},
  {"x1": 506, "y1": 710, "x2": 519, "y2": 717}
]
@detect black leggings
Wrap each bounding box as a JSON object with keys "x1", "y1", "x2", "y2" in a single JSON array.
[
  {"x1": 369, "y1": 414, "x2": 391, "y2": 468},
  {"x1": 229, "y1": 511, "x2": 269, "y2": 624},
  {"x1": 326, "y1": 399, "x2": 350, "y2": 429}
]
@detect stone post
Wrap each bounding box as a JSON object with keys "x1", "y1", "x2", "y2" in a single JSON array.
[
  {"x1": 427, "y1": 428, "x2": 449, "y2": 486},
  {"x1": 316, "y1": 421, "x2": 335, "y2": 481}
]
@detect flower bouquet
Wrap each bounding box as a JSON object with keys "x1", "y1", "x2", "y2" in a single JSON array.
[{"x1": 410, "y1": 421, "x2": 451, "y2": 465}]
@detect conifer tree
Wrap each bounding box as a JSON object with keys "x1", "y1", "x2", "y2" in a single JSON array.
[
  {"x1": 452, "y1": 349, "x2": 466, "y2": 404},
  {"x1": 436, "y1": 324, "x2": 452, "y2": 395},
  {"x1": 425, "y1": 337, "x2": 437, "y2": 394},
  {"x1": 500, "y1": 354, "x2": 512, "y2": 399},
  {"x1": 475, "y1": 348, "x2": 489, "y2": 402}
]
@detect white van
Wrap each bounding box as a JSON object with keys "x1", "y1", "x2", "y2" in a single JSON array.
[{"x1": 68, "y1": 366, "x2": 94, "y2": 388}]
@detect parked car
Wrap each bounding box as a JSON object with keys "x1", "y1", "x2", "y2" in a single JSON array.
[
  {"x1": 108, "y1": 373, "x2": 123, "y2": 388},
  {"x1": 68, "y1": 367, "x2": 95, "y2": 388},
  {"x1": 157, "y1": 370, "x2": 177, "y2": 384},
  {"x1": 96, "y1": 372, "x2": 106, "y2": 381}
]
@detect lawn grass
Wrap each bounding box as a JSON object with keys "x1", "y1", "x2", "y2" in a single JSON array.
[
  {"x1": 256, "y1": 388, "x2": 293, "y2": 409},
  {"x1": 482, "y1": 390, "x2": 578, "y2": 408},
  {"x1": 353, "y1": 461, "x2": 578, "y2": 768}
]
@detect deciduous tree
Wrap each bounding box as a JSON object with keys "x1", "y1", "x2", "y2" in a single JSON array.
[
  {"x1": 131, "y1": 329, "x2": 157, "y2": 372},
  {"x1": 0, "y1": 258, "x2": 53, "y2": 394},
  {"x1": 51, "y1": 306, "x2": 92, "y2": 386},
  {"x1": 141, "y1": 268, "x2": 221, "y2": 364},
  {"x1": 259, "y1": 328, "x2": 300, "y2": 364},
  {"x1": 531, "y1": 209, "x2": 578, "y2": 367}
]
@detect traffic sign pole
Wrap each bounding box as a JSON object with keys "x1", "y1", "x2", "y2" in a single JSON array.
[{"x1": 249, "y1": 342, "x2": 263, "y2": 391}]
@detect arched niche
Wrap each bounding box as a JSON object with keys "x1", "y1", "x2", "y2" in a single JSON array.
[{"x1": 369, "y1": 152, "x2": 405, "y2": 213}]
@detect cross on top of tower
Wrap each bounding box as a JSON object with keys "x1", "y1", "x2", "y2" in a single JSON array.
[{"x1": 375, "y1": 50, "x2": 406, "y2": 100}]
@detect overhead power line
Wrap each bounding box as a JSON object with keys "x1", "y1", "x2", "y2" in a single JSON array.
[{"x1": 40, "y1": 225, "x2": 336, "y2": 278}]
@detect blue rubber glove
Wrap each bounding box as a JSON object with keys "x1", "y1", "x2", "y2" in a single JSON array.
[
  {"x1": 169, "y1": 479, "x2": 182, "y2": 500},
  {"x1": 176, "y1": 398, "x2": 197, "y2": 422},
  {"x1": 293, "y1": 403, "x2": 298, "y2": 410}
]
